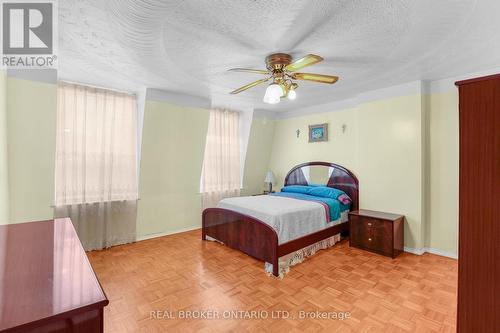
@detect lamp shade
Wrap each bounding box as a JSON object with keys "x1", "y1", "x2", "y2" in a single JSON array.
[
  {"x1": 264, "y1": 171, "x2": 276, "y2": 183},
  {"x1": 263, "y1": 83, "x2": 283, "y2": 104}
]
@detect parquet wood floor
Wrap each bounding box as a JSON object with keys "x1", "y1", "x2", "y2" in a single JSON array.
[{"x1": 87, "y1": 229, "x2": 457, "y2": 333}]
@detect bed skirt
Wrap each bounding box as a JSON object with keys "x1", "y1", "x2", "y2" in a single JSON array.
[{"x1": 264, "y1": 233, "x2": 341, "y2": 278}]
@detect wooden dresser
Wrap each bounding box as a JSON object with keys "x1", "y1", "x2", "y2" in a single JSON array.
[
  {"x1": 349, "y1": 209, "x2": 404, "y2": 258},
  {"x1": 455, "y1": 74, "x2": 500, "y2": 332},
  {"x1": 0, "y1": 218, "x2": 109, "y2": 333}
]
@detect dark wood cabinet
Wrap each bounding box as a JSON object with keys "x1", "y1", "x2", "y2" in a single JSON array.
[
  {"x1": 455, "y1": 74, "x2": 500, "y2": 333},
  {"x1": 349, "y1": 209, "x2": 404, "y2": 258},
  {"x1": 0, "y1": 218, "x2": 108, "y2": 333}
]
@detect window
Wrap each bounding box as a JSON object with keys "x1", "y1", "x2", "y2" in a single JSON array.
[
  {"x1": 55, "y1": 82, "x2": 138, "y2": 206},
  {"x1": 200, "y1": 108, "x2": 240, "y2": 208}
]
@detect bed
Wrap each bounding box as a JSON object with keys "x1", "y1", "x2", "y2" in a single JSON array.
[{"x1": 202, "y1": 162, "x2": 359, "y2": 277}]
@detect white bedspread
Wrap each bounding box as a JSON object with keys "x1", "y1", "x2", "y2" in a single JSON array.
[{"x1": 217, "y1": 195, "x2": 348, "y2": 244}]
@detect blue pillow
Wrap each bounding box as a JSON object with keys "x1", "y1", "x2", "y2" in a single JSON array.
[
  {"x1": 281, "y1": 185, "x2": 311, "y2": 194},
  {"x1": 307, "y1": 186, "x2": 346, "y2": 199}
]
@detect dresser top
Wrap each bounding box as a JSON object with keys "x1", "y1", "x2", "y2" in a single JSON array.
[
  {"x1": 0, "y1": 218, "x2": 108, "y2": 331},
  {"x1": 349, "y1": 209, "x2": 404, "y2": 221}
]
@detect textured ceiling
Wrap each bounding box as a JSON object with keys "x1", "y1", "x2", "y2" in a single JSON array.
[{"x1": 59, "y1": 0, "x2": 500, "y2": 112}]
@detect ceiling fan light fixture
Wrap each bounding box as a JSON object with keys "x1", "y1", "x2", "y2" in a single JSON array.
[
  {"x1": 264, "y1": 97, "x2": 280, "y2": 104},
  {"x1": 263, "y1": 83, "x2": 283, "y2": 104},
  {"x1": 228, "y1": 53, "x2": 338, "y2": 102},
  {"x1": 288, "y1": 84, "x2": 297, "y2": 100}
]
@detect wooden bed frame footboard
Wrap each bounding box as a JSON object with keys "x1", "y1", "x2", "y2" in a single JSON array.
[
  {"x1": 202, "y1": 208, "x2": 279, "y2": 275},
  {"x1": 202, "y1": 208, "x2": 350, "y2": 277}
]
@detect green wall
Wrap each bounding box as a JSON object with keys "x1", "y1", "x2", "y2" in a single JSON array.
[
  {"x1": 268, "y1": 90, "x2": 458, "y2": 256},
  {"x1": 0, "y1": 82, "x2": 278, "y2": 238},
  {"x1": 6, "y1": 77, "x2": 56, "y2": 223},
  {"x1": 357, "y1": 95, "x2": 424, "y2": 249},
  {"x1": 0, "y1": 75, "x2": 458, "y2": 256},
  {"x1": 269, "y1": 107, "x2": 359, "y2": 189},
  {"x1": 426, "y1": 91, "x2": 459, "y2": 254},
  {"x1": 136, "y1": 100, "x2": 209, "y2": 239},
  {"x1": 268, "y1": 95, "x2": 425, "y2": 249},
  {"x1": 241, "y1": 116, "x2": 275, "y2": 196},
  {"x1": 137, "y1": 103, "x2": 276, "y2": 239},
  {"x1": 0, "y1": 71, "x2": 8, "y2": 224}
]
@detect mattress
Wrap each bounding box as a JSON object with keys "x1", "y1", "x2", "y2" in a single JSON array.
[{"x1": 217, "y1": 195, "x2": 348, "y2": 244}]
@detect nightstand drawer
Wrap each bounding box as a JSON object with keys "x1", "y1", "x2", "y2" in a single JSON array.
[
  {"x1": 350, "y1": 216, "x2": 378, "y2": 249},
  {"x1": 351, "y1": 217, "x2": 391, "y2": 254},
  {"x1": 367, "y1": 219, "x2": 393, "y2": 255}
]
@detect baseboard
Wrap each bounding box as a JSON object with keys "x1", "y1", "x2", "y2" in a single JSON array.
[
  {"x1": 424, "y1": 247, "x2": 458, "y2": 259},
  {"x1": 404, "y1": 247, "x2": 426, "y2": 255},
  {"x1": 136, "y1": 226, "x2": 201, "y2": 242},
  {"x1": 404, "y1": 246, "x2": 458, "y2": 259}
]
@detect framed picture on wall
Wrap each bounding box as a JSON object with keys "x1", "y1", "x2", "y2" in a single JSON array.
[{"x1": 308, "y1": 123, "x2": 328, "y2": 142}]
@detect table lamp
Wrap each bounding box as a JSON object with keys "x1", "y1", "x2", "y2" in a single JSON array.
[{"x1": 264, "y1": 171, "x2": 276, "y2": 193}]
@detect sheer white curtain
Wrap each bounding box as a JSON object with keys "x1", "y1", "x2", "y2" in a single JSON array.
[
  {"x1": 201, "y1": 109, "x2": 241, "y2": 208},
  {"x1": 54, "y1": 82, "x2": 138, "y2": 250},
  {"x1": 55, "y1": 82, "x2": 138, "y2": 205}
]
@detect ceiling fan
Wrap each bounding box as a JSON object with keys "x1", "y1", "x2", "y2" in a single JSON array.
[{"x1": 228, "y1": 53, "x2": 339, "y2": 104}]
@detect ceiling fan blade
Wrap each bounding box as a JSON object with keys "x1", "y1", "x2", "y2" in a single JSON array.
[
  {"x1": 285, "y1": 54, "x2": 323, "y2": 72},
  {"x1": 292, "y1": 73, "x2": 339, "y2": 84},
  {"x1": 230, "y1": 78, "x2": 269, "y2": 94},
  {"x1": 228, "y1": 68, "x2": 269, "y2": 75}
]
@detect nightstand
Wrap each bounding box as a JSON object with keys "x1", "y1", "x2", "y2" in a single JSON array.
[{"x1": 349, "y1": 209, "x2": 404, "y2": 258}]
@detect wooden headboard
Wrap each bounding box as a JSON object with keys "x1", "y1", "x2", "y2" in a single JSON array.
[{"x1": 284, "y1": 161, "x2": 359, "y2": 211}]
